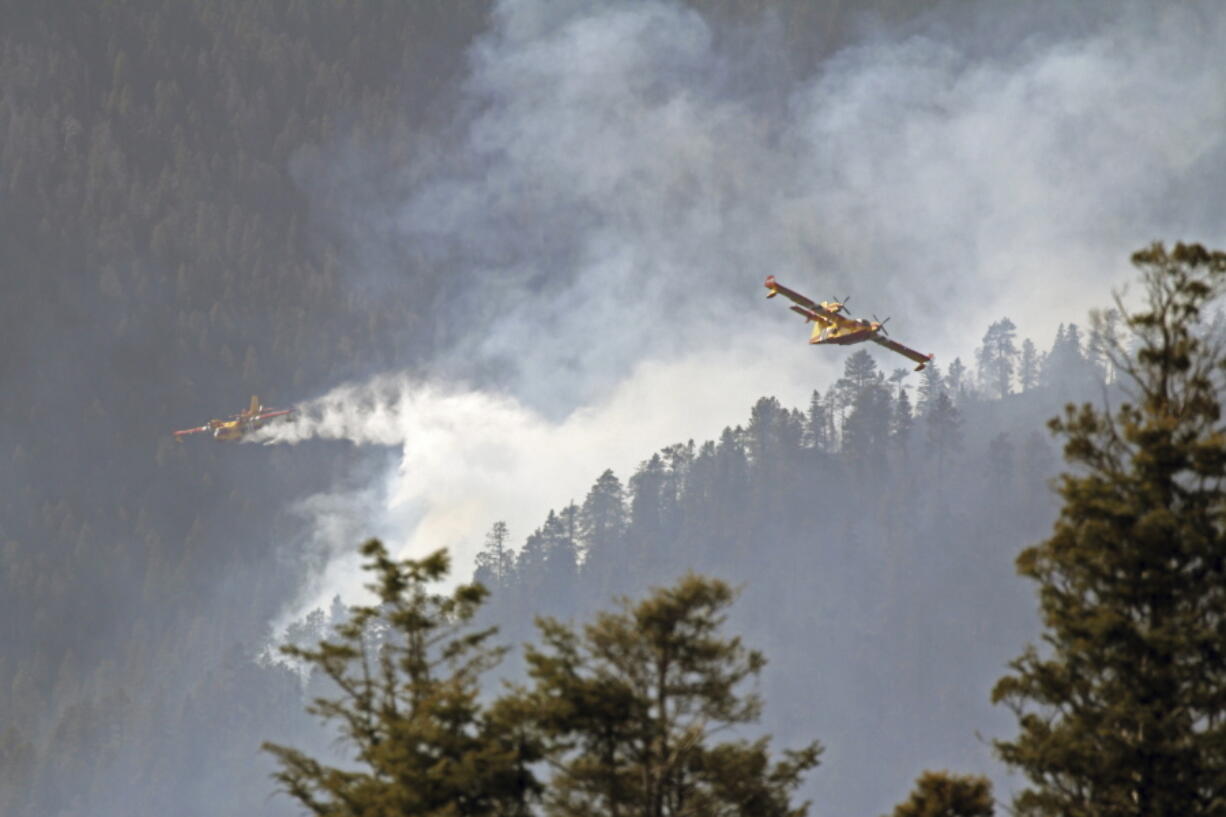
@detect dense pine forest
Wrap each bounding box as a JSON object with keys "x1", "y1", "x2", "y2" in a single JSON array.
[{"x1": 3, "y1": 2, "x2": 1223, "y2": 816}]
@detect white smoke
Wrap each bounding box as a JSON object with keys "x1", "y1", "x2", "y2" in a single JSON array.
[
  {"x1": 371, "y1": 0, "x2": 1226, "y2": 417},
  {"x1": 259, "y1": 337, "x2": 827, "y2": 631}
]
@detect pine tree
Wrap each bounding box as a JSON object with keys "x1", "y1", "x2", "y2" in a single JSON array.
[
  {"x1": 890, "y1": 386, "x2": 915, "y2": 460},
  {"x1": 844, "y1": 379, "x2": 892, "y2": 467},
  {"x1": 659, "y1": 443, "x2": 694, "y2": 549},
  {"x1": 993, "y1": 243, "x2": 1226, "y2": 816},
  {"x1": 887, "y1": 771, "x2": 993, "y2": 817},
  {"x1": 803, "y1": 389, "x2": 830, "y2": 452},
  {"x1": 985, "y1": 432, "x2": 1013, "y2": 502},
  {"x1": 263, "y1": 540, "x2": 540, "y2": 816},
  {"x1": 628, "y1": 454, "x2": 667, "y2": 550},
  {"x1": 976, "y1": 318, "x2": 1018, "y2": 399},
  {"x1": 836, "y1": 349, "x2": 881, "y2": 401},
  {"x1": 1087, "y1": 307, "x2": 1122, "y2": 383},
  {"x1": 474, "y1": 520, "x2": 514, "y2": 588},
  {"x1": 521, "y1": 574, "x2": 821, "y2": 817},
  {"x1": 845, "y1": 348, "x2": 880, "y2": 388},
  {"x1": 926, "y1": 391, "x2": 963, "y2": 478},
  {"x1": 746, "y1": 397, "x2": 792, "y2": 467},
  {"x1": 947, "y1": 357, "x2": 970, "y2": 403},
  {"x1": 1040, "y1": 323, "x2": 1067, "y2": 387},
  {"x1": 1042, "y1": 321, "x2": 1100, "y2": 393},
  {"x1": 542, "y1": 505, "x2": 580, "y2": 593},
  {"x1": 916, "y1": 360, "x2": 944, "y2": 418},
  {"x1": 518, "y1": 524, "x2": 550, "y2": 588},
  {"x1": 579, "y1": 470, "x2": 628, "y2": 589},
  {"x1": 1018, "y1": 338, "x2": 1040, "y2": 393}
]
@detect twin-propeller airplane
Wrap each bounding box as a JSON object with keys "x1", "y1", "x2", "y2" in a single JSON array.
[
  {"x1": 764, "y1": 275, "x2": 933, "y2": 371},
  {"x1": 172, "y1": 396, "x2": 294, "y2": 441}
]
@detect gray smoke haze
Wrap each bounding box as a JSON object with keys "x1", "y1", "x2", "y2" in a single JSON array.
[
  {"x1": 233, "y1": 1, "x2": 1226, "y2": 814},
  {"x1": 274, "y1": 0, "x2": 1226, "y2": 610}
]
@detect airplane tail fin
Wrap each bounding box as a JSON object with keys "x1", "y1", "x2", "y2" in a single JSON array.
[{"x1": 248, "y1": 395, "x2": 260, "y2": 416}]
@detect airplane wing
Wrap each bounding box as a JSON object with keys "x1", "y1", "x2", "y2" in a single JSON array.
[
  {"x1": 871, "y1": 335, "x2": 934, "y2": 371},
  {"x1": 789, "y1": 305, "x2": 837, "y2": 327},
  {"x1": 172, "y1": 425, "x2": 210, "y2": 437},
  {"x1": 252, "y1": 409, "x2": 294, "y2": 422},
  {"x1": 766, "y1": 276, "x2": 845, "y2": 323}
]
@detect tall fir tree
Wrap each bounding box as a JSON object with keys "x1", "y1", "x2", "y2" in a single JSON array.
[
  {"x1": 844, "y1": 379, "x2": 892, "y2": 469},
  {"x1": 834, "y1": 349, "x2": 881, "y2": 427},
  {"x1": 263, "y1": 540, "x2": 540, "y2": 816},
  {"x1": 1087, "y1": 306, "x2": 1122, "y2": 383},
  {"x1": 1040, "y1": 323, "x2": 1067, "y2": 387},
  {"x1": 521, "y1": 574, "x2": 821, "y2": 817},
  {"x1": 803, "y1": 389, "x2": 830, "y2": 452},
  {"x1": 926, "y1": 390, "x2": 963, "y2": 478},
  {"x1": 628, "y1": 454, "x2": 667, "y2": 559},
  {"x1": 579, "y1": 469, "x2": 629, "y2": 597},
  {"x1": 887, "y1": 771, "x2": 994, "y2": 817},
  {"x1": 474, "y1": 520, "x2": 515, "y2": 589},
  {"x1": 993, "y1": 243, "x2": 1226, "y2": 816},
  {"x1": 985, "y1": 432, "x2": 1014, "y2": 503},
  {"x1": 916, "y1": 360, "x2": 945, "y2": 418},
  {"x1": 976, "y1": 318, "x2": 1019, "y2": 399},
  {"x1": 947, "y1": 356, "x2": 970, "y2": 403},
  {"x1": 1018, "y1": 338, "x2": 1040, "y2": 393},
  {"x1": 890, "y1": 386, "x2": 915, "y2": 460}
]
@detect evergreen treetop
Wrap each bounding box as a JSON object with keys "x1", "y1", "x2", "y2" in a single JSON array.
[{"x1": 993, "y1": 243, "x2": 1226, "y2": 816}]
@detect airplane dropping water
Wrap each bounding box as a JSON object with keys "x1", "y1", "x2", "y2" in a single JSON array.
[{"x1": 172, "y1": 395, "x2": 295, "y2": 441}]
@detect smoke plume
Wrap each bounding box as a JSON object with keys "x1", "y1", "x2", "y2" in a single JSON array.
[{"x1": 257, "y1": 339, "x2": 822, "y2": 627}]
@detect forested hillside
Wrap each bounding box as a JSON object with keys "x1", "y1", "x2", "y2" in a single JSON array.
[
  {"x1": 0, "y1": 4, "x2": 492, "y2": 813},
  {"x1": 462, "y1": 326, "x2": 1113, "y2": 811},
  {"x1": 0, "y1": 2, "x2": 1173, "y2": 816}
]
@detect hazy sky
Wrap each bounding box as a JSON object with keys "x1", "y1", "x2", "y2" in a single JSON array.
[{"x1": 265, "y1": 0, "x2": 1226, "y2": 624}]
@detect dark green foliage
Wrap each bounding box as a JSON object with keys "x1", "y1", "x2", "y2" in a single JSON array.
[
  {"x1": 263, "y1": 540, "x2": 541, "y2": 816},
  {"x1": 475, "y1": 521, "x2": 516, "y2": 590},
  {"x1": 1018, "y1": 339, "x2": 1040, "y2": 393},
  {"x1": 520, "y1": 574, "x2": 821, "y2": 817},
  {"x1": 1041, "y1": 322, "x2": 1100, "y2": 394},
  {"x1": 579, "y1": 469, "x2": 630, "y2": 593},
  {"x1": 916, "y1": 360, "x2": 945, "y2": 417},
  {"x1": 926, "y1": 390, "x2": 964, "y2": 474},
  {"x1": 977, "y1": 319, "x2": 1019, "y2": 399},
  {"x1": 272, "y1": 545, "x2": 820, "y2": 817},
  {"x1": 947, "y1": 357, "x2": 970, "y2": 403},
  {"x1": 993, "y1": 243, "x2": 1226, "y2": 816},
  {"x1": 887, "y1": 771, "x2": 993, "y2": 817},
  {"x1": 891, "y1": 386, "x2": 915, "y2": 458},
  {"x1": 985, "y1": 433, "x2": 1013, "y2": 500},
  {"x1": 837, "y1": 349, "x2": 882, "y2": 405},
  {"x1": 804, "y1": 389, "x2": 832, "y2": 452}
]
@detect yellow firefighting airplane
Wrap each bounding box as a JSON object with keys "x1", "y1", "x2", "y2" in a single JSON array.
[
  {"x1": 764, "y1": 276, "x2": 934, "y2": 371},
  {"x1": 172, "y1": 395, "x2": 294, "y2": 441}
]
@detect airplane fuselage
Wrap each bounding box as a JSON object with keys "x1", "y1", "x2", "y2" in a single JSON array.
[{"x1": 812, "y1": 328, "x2": 877, "y2": 346}]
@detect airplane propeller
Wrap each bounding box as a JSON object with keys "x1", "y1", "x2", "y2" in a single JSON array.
[{"x1": 873, "y1": 314, "x2": 891, "y2": 335}]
